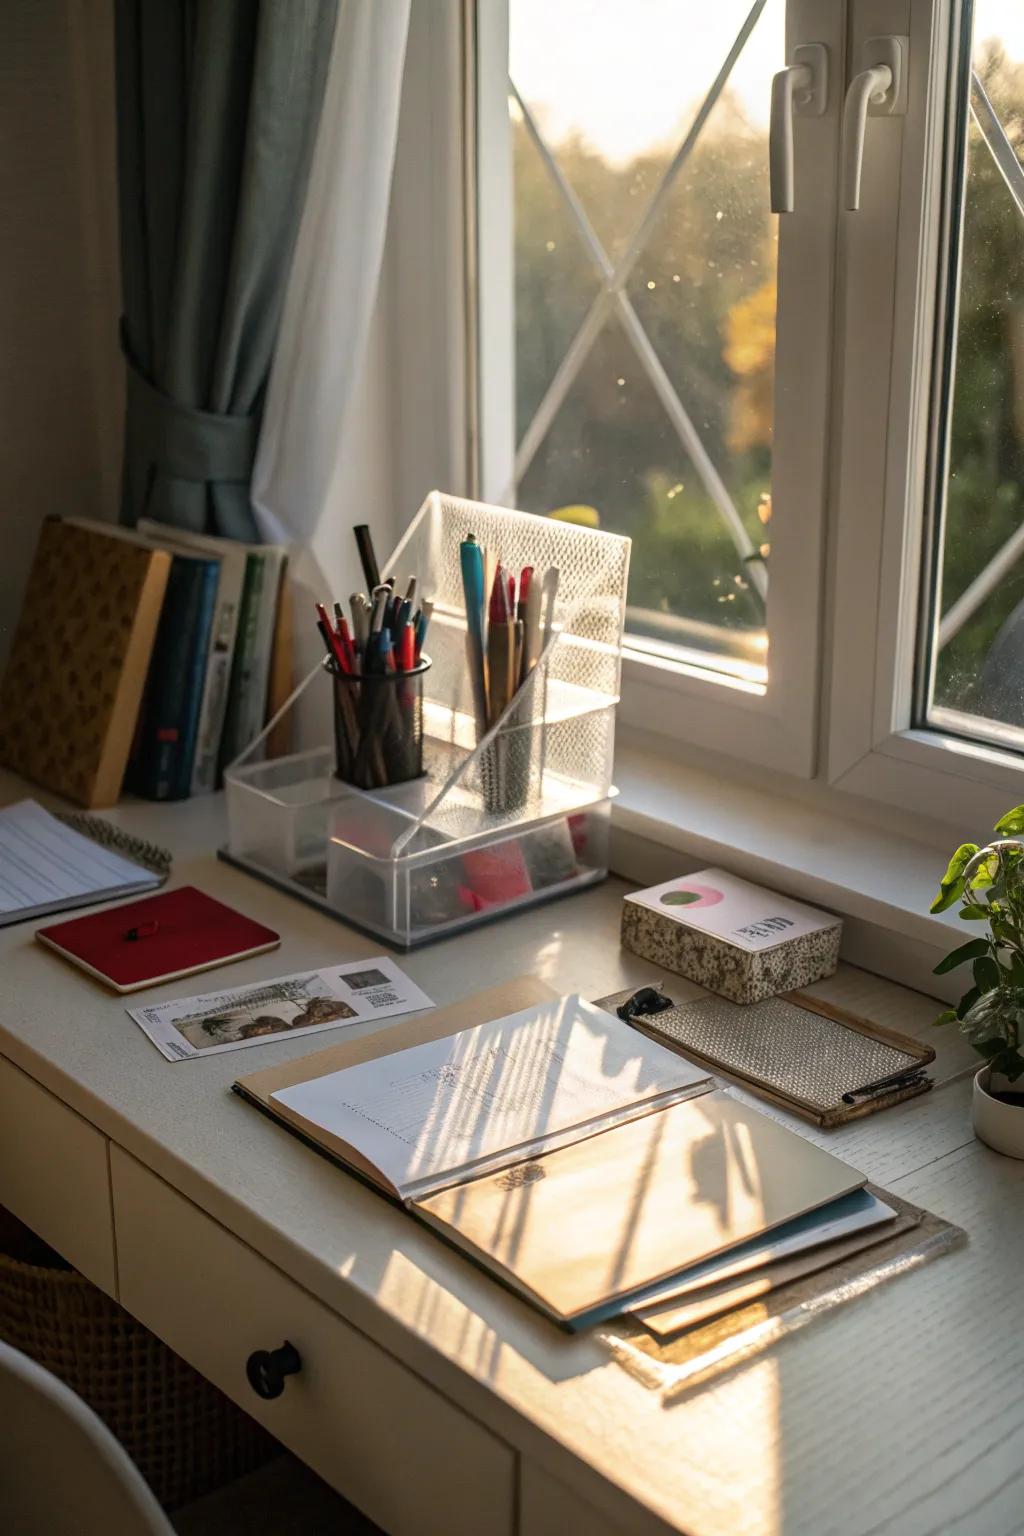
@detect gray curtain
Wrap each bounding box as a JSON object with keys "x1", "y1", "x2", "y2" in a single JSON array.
[{"x1": 114, "y1": 0, "x2": 338, "y2": 538}]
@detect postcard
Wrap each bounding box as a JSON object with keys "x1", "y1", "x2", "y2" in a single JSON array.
[
  {"x1": 624, "y1": 868, "x2": 840, "y2": 953},
  {"x1": 127, "y1": 956, "x2": 434, "y2": 1062}
]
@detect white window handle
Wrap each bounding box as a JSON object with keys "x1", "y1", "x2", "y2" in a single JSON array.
[
  {"x1": 769, "y1": 43, "x2": 828, "y2": 213},
  {"x1": 842, "y1": 37, "x2": 907, "y2": 211}
]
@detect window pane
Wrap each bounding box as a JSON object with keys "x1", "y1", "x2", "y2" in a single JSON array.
[
  {"x1": 508, "y1": 0, "x2": 781, "y2": 683},
  {"x1": 925, "y1": 6, "x2": 1024, "y2": 744}
]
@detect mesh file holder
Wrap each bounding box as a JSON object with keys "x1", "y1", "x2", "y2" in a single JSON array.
[{"x1": 222, "y1": 491, "x2": 630, "y2": 948}]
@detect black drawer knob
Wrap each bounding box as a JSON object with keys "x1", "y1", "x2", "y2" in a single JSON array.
[{"x1": 246, "y1": 1341, "x2": 301, "y2": 1400}]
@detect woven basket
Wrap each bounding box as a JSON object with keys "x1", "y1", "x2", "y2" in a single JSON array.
[{"x1": 0, "y1": 1213, "x2": 278, "y2": 1510}]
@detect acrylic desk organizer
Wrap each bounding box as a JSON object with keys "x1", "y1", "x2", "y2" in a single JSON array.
[{"x1": 221, "y1": 490, "x2": 630, "y2": 948}]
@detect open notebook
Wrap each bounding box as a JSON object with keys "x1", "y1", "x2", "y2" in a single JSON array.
[
  {"x1": 236, "y1": 978, "x2": 866, "y2": 1327},
  {"x1": 0, "y1": 800, "x2": 161, "y2": 926}
]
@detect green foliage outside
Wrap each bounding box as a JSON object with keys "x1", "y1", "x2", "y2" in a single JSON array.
[
  {"x1": 512, "y1": 42, "x2": 1024, "y2": 700},
  {"x1": 512, "y1": 94, "x2": 772, "y2": 646}
]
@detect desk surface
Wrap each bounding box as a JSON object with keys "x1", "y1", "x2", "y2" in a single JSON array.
[{"x1": 0, "y1": 779, "x2": 1020, "y2": 1536}]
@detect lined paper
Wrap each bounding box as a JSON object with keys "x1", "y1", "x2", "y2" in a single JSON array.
[{"x1": 0, "y1": 799, "x2": 158, "y2": 921}]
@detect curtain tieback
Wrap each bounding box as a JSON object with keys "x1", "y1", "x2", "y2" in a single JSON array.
[{"x1": 124, "y1": 350, "x2": 259, "y2": 484}]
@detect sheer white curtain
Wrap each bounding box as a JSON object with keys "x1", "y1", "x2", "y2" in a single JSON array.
[{"x1": 251, "y1": 0, "x2": 411, "y2": 570}]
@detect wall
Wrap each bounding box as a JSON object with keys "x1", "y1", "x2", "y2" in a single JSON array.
[{"x1": 0, "y1": 1, "x2": 122, "y2": 665}]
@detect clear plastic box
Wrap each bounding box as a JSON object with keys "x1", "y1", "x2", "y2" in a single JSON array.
[{"x1": 222, "y1": 491, "x2": 629, "y2": 947}]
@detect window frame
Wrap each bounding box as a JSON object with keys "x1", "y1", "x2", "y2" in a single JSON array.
[
  {"x1": 442, "y1": 0, "x2": 1024, "y2": 830},
  {"x1": 824, "y1": 0, "x2": 1024, "y2": 828},
  {"x1": 470, "y1": 0, "x2": 849, "y2": 778}
]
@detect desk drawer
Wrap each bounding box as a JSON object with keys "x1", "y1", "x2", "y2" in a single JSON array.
[
  {"x1": 111, "y1": 1149, "x2": 514, "y2": 1536},
  {"x1": 0, "y1": 1054, "x2": 115, "y2": 1293}
]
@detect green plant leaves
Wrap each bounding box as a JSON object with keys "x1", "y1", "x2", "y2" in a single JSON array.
[
  {"x1": 958, "y1": 905, "x2": 990, "y2": 920},
  {"x1": 930, "y1": 844, "x2": 979, "y2": 912},
  {"x1": 932, "y1": 1008, "x2": 958, "y2": 1027},
  {"x1": 933, "y1": 937, "x2": 991, "y2": 974},
  {"x1": 993, "y1": 805, "x2": 1024, "y2": 836},
  {"x1": 973, "y1": 954, "x2": 1003, "y2": 991},
  {"x1": 956, "y1": 984, "x2": 980, "y2": 1020}
]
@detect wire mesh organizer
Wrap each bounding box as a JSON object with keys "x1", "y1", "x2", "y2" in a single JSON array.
[{"x1": 222, "y1": 491, "x2": 630, "y2": 948}]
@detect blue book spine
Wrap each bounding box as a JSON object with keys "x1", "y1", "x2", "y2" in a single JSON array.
[{"x1": 129, "y1": 555, "x2": 220, "y2": 801}]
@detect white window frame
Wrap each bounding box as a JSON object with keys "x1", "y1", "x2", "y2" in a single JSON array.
[
  {"x1": 390, "y1": 0, "x2": 1024, "y2": 836},
  {"x1": 825, "y1": 0, "x2": 1024, "y2": 828},
  {"x1": 471, "y1": 0, "x2": 847, "y2": 778}
]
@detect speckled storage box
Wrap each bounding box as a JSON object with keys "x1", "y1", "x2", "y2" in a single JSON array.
[{"x1": 620, "y1": 868, "x2": 841, "y2": 1004}]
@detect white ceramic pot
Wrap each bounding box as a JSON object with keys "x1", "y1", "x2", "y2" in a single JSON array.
[{"x1": 972, "y1": 1067, "x2": 1024, "y2": 1159}]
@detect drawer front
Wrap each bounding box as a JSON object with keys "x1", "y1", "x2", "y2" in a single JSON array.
[
  {"x1": 520, "y1": 1460, "x2": 629, "y2": 1536},
  {"x1": 0, "y1": 1054, "x2": 116, "y2": 1294},
  {"x1": 111, "y1": 1149, "x2": 514, "y2": 1536}
]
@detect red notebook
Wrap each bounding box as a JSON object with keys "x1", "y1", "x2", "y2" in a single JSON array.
[{"x1": 36, "y1": 886, "x2": 280, "y2": 993}]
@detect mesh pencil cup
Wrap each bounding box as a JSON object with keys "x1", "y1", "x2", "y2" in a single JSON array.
[{"x1": 328, "y1": 655, "x2": 430, "y2": 791}]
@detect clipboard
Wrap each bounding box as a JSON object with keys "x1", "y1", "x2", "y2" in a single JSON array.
[{"x1": 602, "y1": 986, "x2": 935, "y2": 1127}]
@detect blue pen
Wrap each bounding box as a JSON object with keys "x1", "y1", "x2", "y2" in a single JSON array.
[{"x1": 460, "y1": 534, "x2": 488, "y2": 735}]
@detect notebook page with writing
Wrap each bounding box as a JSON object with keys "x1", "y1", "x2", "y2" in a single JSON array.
[
  {"x1": 270, "y1": 995, "x2": 711, "y2": 1201},
  {"x1": 0, "y1": 800, "x2": 160, "y2": 925}
]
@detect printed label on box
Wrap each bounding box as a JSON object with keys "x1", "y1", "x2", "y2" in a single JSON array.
[{"x1": 625, "y1": 868, "x2": 840, "y2": 953}]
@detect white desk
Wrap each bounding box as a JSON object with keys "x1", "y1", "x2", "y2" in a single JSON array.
[{"x1": 0, "y1": 778, "x2": 1020, "y2": 1536}]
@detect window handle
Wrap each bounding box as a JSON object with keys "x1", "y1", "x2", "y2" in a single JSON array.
[
  {"x1": 842, "y1": 37, "x2": 907, "y2": 210},
  {"x1": 769, "y1": 44, "x2": 828, "y2": 213}
]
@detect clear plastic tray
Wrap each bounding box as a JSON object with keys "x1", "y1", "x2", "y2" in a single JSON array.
[{"x1": 222, "y1": 491, "x2": 629, "y2": 947}]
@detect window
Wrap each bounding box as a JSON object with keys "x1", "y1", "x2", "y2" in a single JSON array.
[
  {"x1": 474, "y1": 0, "x2": 841, "y2": 775},
  {"x1": 921, "y1": 5, "x2": 1024, "y2": 752},
  {"x1": 467, "y1": 0, "x2": 1024, "y2": 822}
]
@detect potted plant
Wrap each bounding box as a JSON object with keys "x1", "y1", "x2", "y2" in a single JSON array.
[{"x1": 932, "y1": 804, "x2": 1024, "y2": 1158}]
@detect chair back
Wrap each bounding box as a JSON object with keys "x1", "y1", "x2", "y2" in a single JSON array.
[{"x1": 0, "y1": 1339, "x2": 173, "y2": 1535}]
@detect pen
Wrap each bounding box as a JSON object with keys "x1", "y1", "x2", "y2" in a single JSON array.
[
  {"x1": 415, "y1": 598, "x2": 433, "y2": 660},
  {"x1": 124, "y1": 920, "x2": 159, "y2": 941},
  {"x1": 540, "y1": 566, "x2": 560, "y2": 655},
  {"x1": 486, "y1": 565, "x2": 515, "y2": 724},
  {"x1": 523, "y1": 570, "x2": 543, "y2": 675},
  {"x1": 460, "y1": 533, "x2": 489, "y2": 737},
  {"x1": 841, "y1": 1067, "x2": 929, "y2": 1104},
  {"x1": 353, "y1": 525, "x2": 381, "y2": 591}
]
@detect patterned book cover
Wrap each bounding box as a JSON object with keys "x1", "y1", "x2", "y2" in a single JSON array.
[{"x1": 0, "y1": 518, "x2": 171, "y2": 807}]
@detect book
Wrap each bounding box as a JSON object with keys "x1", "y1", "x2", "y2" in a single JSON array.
[
  {"x1": 219, "y1": 547, "x2": 287, "y2": 772},
  {"x1": 236, "y1": 980, "x2": 866, "y2": 1327},
  {"x1": 0, "y1": 518, "x2": 170, "y2": 807},
  {"x1": 137, "y1": 521, "x2": 248, "y2": 796},
  {"x1": 126, "y1": 551, "x2": 220, "y2": 800},
  {"x1": 36, "y1": 886, "x2": 280, "y2": 994},
  {"x1": 0, "y1": 799, "x2": 161, "y2": 926}
]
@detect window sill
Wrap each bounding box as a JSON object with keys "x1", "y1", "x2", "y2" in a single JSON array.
[{"x1": 610, "y1": 738, "x2": 965, "y2": 1004}]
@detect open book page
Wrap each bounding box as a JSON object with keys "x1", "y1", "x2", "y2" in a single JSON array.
[{"x1": 269, "y1": 995, "x2": 711, "y2": 1201}]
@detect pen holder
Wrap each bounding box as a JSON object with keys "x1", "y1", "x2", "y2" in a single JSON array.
[
  {"x1": 328, "y1": 655, "x2": 430, "y2": 791},
  {"x1": 481, "y1": 699, "x2": 533, "y2": 816}
]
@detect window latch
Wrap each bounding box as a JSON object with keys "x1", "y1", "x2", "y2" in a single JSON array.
[
  {"x1": 842, "y1": 36, "x2": 908, "y2": 210},
  {"x1": 769, "y1": 43, "x2": 828, "y2": 214}
]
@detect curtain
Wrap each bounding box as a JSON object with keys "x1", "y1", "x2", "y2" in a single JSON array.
[
  {"x1": 250, "y1": 0, "x2": 411, "y2": 552},
  {"x1": 114, "y1": 0, "x2": 338, "y2": 538}
]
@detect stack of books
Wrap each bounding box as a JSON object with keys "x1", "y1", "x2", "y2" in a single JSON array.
[{"x1": 0, "y1": 516, "x2": 289, "y2": 805}]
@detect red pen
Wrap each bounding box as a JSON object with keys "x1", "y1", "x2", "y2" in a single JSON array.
[
  {"x1": 489, "y1": 565, "x2": 509, "y2": 624},
  {"x1": 316, "y1": 603, "x2": 348, "y2": 672},
  {"x1": 337, "y1": 615, "x2": 357, "y2": 673},
  {"x1": 398, "y1": 624, "x2": 416, "y2": 672}
]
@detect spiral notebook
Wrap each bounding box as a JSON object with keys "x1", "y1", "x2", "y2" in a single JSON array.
[{"x1": 0, "y1": 800, "x2": 165, "y2": 926}]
